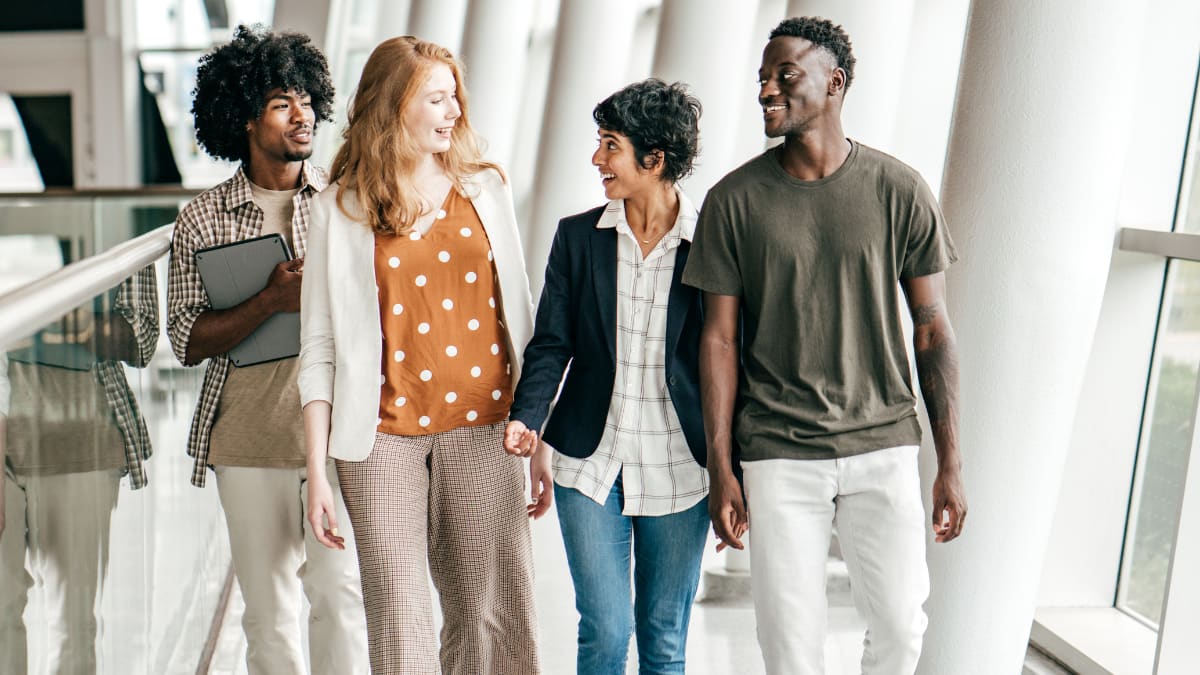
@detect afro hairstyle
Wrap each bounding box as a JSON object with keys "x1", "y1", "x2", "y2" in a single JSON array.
[
  {"x1": 191, "y1": 24, "x2": 335, "y2": 163},
  {"x1": 769, "y1": 17, "x2": 856, "y2": 92},
  {"x1": 592, "y1": 79, "x2": 701, "y2": 184}
]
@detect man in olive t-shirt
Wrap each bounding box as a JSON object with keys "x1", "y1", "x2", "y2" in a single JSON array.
[{"x1": 683, "y1": 17, "x2": 966, "y2": 675}]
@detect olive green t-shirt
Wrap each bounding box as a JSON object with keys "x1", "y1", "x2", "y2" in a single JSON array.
[{"x1": 682, "y1": 141, "x2": 957, "y2": 461}]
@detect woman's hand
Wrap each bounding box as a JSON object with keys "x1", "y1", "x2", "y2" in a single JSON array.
[
  {"x1": 307, "y1": 469, "x2": 345, "y2": 550},
  {"x1": 528, "y1": 443, "x2": 554, "y2": 519},
  {"x1": 503, "y1": 420, "x2": 539, "y2": 457}
]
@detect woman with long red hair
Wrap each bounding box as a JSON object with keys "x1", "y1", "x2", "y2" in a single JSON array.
[{"x1": 298, "y1": 36, "x2": 539, "y2": 673}]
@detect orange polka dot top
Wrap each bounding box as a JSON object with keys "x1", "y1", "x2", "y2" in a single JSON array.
[{"x1": 374, "y1": 189, "x2": 513, "y2": 435}]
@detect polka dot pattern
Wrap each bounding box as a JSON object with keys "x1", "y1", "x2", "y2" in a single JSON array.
[{"x1": 373, "y1": 189, "x2": 513, "y2": 435}]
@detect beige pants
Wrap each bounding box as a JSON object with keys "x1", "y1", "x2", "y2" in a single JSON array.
[
  {"x1": 0, "y1": 469, "x2": 121, "y2": 675},
  {"x1": 214, "y1": 462, "x2": 368, "y2": 675},
  {"x1": 336, "y1": 423, "x2": 540, "y2": 675}
]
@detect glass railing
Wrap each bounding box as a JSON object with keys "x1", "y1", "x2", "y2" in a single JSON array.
[{"x1": 0, "y1": 198, "x2": 235, "y2": 674}]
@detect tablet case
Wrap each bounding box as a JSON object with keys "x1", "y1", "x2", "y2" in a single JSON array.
[{"x1": 195, "y1": 233, "x2": 299, "y2": 367}]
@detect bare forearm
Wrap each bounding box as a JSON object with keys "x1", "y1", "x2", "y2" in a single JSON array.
[
  {"x1": 303, "y1": 400, "x2": 333, "y2": 478},
  {"x1": 184, "y1": 292, "x2": 276, "y2": 365},
  {"x1": 914, "y1": 322, "x2": 961, "y2": 471},
  {"x1": 700, "y1": 332, "x2": 739, "y2": 478}
]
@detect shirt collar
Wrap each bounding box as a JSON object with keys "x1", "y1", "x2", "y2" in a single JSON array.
[
  {"x1": 224, "y1": 162, "x2": 325, "y2": 212},
  {"x1": 595, "y1": 186, "x2": 698, "y2": 243}
]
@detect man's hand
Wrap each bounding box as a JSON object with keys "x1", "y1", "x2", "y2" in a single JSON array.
[
  {"x1": 528, "y1": 444, "x2": 553, "y2": 519},
  {"x1": 263, "y1": 258, "x2": 304, "y2": 313},
  {"x1": 503, "y1": 420, "x2": 538, "y2": 457},
  {"x1": 709, "y1": 469, "x2": 748, "y2": 552},
  {"x1": 932, "y1": 466, "x2": 967, "y2": 542}
]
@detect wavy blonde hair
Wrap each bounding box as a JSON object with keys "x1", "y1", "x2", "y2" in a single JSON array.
[{"x1": 329, "y1": 36, "x2": 501, "y2": 235}]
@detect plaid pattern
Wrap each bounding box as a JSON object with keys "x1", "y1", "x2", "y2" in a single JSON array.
[
  {"x1": 166, "y1": 164, "x2": 325, "y2": 487},
  {"x1": 553, "y1": 196, "x2": 709, "y2": 516},
  {"x1": 336, "y1": 423, "x2": 540, "y2": 675},
  {"x1": 96, "y1": 265, "x2": 159, "y2": 489}
]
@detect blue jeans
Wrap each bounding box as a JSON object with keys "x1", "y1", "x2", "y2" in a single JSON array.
[{"x1": 555, "y1": 476, "x2": 709, "y2": 675}]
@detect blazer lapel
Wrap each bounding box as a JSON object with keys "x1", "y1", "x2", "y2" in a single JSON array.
[
  {"x1": 590, "y1": 226, "x2": 618, "y2": 362},
  {"x1": 665, "y1": 241, "x2": 691, "y2": 357}
]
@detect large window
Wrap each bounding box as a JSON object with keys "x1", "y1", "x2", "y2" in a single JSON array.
[{"x1": 1117, "y1": 65, "x2": 1200, "y2": 628}]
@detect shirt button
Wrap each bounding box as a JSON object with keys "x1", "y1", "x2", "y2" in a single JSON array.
[{"x1": 668, "y1": 376, "x2": 677, "y2": 386}]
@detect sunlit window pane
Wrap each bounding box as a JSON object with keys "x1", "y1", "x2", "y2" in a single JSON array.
[{"x1": 1119, "y1": 260, "x2": 1200, "y2": 625}]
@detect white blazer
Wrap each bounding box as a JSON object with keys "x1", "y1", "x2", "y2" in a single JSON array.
[{"x1": 298, "y1": 168, "x2": 534, "y2": 461}]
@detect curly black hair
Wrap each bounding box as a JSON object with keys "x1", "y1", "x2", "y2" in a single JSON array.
[
  {"x1": 770, "y1": 17, "x2": 856, "y2": 92},
  {"x1": 191, "y1": 24, "x2": 335, "y2": 163},
  {"x1": 592, "y1": 79, "x2": 701, "y2": 184}
]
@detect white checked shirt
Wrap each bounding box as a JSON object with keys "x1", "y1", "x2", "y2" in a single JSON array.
[{"x1": 551, "y1": 192, "x2": 709, "y2": 516}]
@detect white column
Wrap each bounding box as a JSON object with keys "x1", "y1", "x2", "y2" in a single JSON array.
[
  {"x1": 459, "y1": 0, "x2": 536, "y2": 170},
  {"x1": 733, "y1": 0, "x2": 786, "y2": 158},
  {"x1": 407, "y1": 0, "x2": 468, "y2": 55},
  {"x1": 784, "y1": 0, "x2": 915, "y2": 153},
  {"x1": 651, "y1": 0, "x2": 760, "y2": 199},
  {"x1": 919, "y1": 1, "x2": 1148, "y2": 673},
  {"x1": 272, "y1": 0, "x2": 337, "y2": 52},
  {"x1": 81, "y1": 0, "x2": 139, "y2": 188},
  {"x1": 373, "y1": 0, "x2": 411, "y2": 43},
  {"x1": 524, "y1": 0, "x2": 640, "y2": 287},
  {"x1": 889, "y1": 0, "x2": 969, "y2": 197}
]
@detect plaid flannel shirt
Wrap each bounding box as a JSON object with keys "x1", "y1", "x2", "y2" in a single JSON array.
[
  {"x1": 1, "y1": 266, "x2": 158, "y2": 488},
  {"x1": 166, "y1": 164, "x2": 325, "y2": 487},
  {"x1": 99, "y1": 265, "x2": 158, "y2": 489}
]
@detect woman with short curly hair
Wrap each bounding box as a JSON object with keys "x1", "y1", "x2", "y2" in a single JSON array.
[{"x1": 504, "y1": 78, "x2": 708, "y2": 674}]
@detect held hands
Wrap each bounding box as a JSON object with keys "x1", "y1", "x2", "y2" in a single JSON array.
[
  {"x1": 708, "y1": 470, "x2": 748, "y2": 552},
  {"x1": 307, "y1": 472, "x2": 346, "y2": 551},
  {"x1": 503, "y1": 420, "x2": 538, "y2": 457},
  {"x1": 264, "y1": 258, "x2": 304, "y2": 313},
  {"x1": 932, "y1": 466, "x2": 967, "y2": 543}
]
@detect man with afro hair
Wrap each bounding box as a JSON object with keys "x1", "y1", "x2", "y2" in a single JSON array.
[
  {"x1": 166, "y1": 25, "x2": 367, "y2": 675},
  {"x1": 684, "y1": 16, "x2": 966, "y2": 675}
]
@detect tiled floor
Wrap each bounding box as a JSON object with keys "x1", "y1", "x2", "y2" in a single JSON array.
[{"x1": 209, "y1": 500, "x2": 867, "y2": 674}]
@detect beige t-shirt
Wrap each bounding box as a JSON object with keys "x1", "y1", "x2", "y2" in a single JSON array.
[
  {"x1": 207, "y1": 182, "x2": 306, "y2": 468},
  {"x1": 5, "y1": 361, "x2": 126, "y2": 475}
]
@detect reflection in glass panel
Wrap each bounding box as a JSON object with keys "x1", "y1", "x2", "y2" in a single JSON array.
[
  {"x1": 0, "y1": 260, "x2": 229, "y2": 673},
  {"x1": 1119, "y1": 260, "x2": 1200, "y2": 625}
]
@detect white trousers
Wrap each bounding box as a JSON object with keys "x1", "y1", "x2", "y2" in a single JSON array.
[
  {"x1": 214, "y1": 463, "x2": 368, "y2": 675},
  {"x1": 742, "y1": 446, "x2": 930, "y2": 675},
  {"x1": 0, "y1": 469, "x2": 121, "y2": 675}
]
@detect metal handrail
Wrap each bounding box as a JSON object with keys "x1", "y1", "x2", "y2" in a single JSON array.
[
  {"x1": 0, "y1": 223, "x2": 174, "y2": 350},
  {"x1": 1118, "y1": 227, "x2": 1200, "y2": 262}
]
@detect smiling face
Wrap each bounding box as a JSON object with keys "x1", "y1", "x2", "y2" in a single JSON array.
[
  {"x1": 591, "y1": 128, "x2": 662, "y2": 201},
  {"x1": 758, "y1": 36, "x2": 844, "y2": 139},
  {"x1": 403, "y1": 63, "x2": 461, "y2": 156},
  {"x1": 246, "y1": 88, "x2": 315, "y2": 164}
]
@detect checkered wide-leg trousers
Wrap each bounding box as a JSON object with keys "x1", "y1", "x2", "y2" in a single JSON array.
[{"x1": 336, "y1": 422, "x2": 540, "y2": 674}]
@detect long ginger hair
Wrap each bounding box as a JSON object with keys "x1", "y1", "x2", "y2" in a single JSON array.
[{"x1": 329, "y1": 36, "x2": 501, "y2": 235}]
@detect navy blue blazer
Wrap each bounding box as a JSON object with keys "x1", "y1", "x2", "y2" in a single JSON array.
[{"x1": 510, "y1": 204, "x2": 706, "y2": 467}]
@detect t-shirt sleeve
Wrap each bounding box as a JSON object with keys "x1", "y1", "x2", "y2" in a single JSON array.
[
  {"x1": 900, "y1": 175, "x2": 958, "y2": 279},
  {"x1": 682, "y1": 189, "x2": 743, "y2": 296}
]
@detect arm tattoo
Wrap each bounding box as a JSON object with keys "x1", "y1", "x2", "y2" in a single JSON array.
[
  {"x1": 913, "y1": 302, "x2": 938, "y2": 327},
  {"x1": 916, "y1": 337, "x2": 959, "y2": 427}
]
